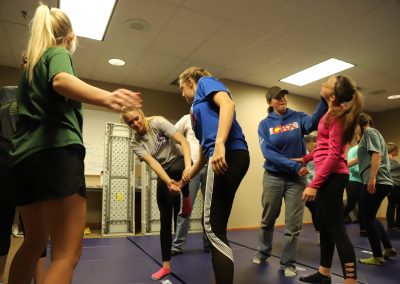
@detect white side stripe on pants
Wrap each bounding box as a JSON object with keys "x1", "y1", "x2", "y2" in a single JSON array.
[{"x1": 203, "y1": 159, "x2": 234, "y2": 262}]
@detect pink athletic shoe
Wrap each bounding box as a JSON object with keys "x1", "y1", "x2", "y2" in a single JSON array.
[
  {"x1": 181, "y1": 196, "x2": 192, "y2": 217},
  {"x1": 151, "y1": 267, "x2": 170, "y2": 280}
]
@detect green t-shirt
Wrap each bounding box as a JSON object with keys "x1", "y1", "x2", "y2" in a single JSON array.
[
  {"x1": 347, "y1": 145, "x2": 362, "y2": 183},
  {"x1": 357, "y1": 128, "x2": 393, "y2": 186},
  {"x1": 10, "y1": 47, "x2": 83, "y2": 165}
]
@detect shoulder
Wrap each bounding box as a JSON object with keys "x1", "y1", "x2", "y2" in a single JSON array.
[
  {"x1": 45, "y1": 47, "x2": 70, "y2": 57},
  {"x1": 198, "y1": 77, "x2": 228, "y2": 91},
  {"x1": 365, "y1": 128, "x2": 381, "y2": 139}
]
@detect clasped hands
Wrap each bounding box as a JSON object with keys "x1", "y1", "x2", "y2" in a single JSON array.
[{"x1": 167, "y1": 167, "x2": 192, "y2": 195}]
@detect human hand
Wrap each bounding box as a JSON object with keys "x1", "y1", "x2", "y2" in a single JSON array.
[
  {"x1": 211, "y1": 142, "x2": 228, "y2": 175},
  {"x1": 298, "y1": 166, "x2": 309, "y2": 177},
  {"x1": 168, "y1": 179, "x2": 181, "y2": 195},
  {"x1": 182, "y1": 167, "x2": 191, "y2": 183},
  {"x1": 105, "y1": 89, "x2": 142, "y2": 112},
  {"x1": 302, "y1": 187, "x2": 317, "y2": 202},
  {"x1": 367, "y1": 177, "x2": 376, "y2": 194}
]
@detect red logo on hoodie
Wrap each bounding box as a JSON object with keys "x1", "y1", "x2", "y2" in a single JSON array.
[{"x1": 269, "y1": 122, "x2": 299, "y2": 135}]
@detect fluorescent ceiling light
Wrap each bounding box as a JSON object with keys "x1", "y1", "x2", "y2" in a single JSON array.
[
  {"x1": 59, "y1": 0, "x2": 117, "y2": 41},
  {"x1": 108, "y1": 58, "x2": 125, "y2": 66},
  {"x1": 388, "y1": 95, "x2": 400, "y2": 100},
  {"x1": 280, "y1": 58, "x2": 355, "y2": 86}
]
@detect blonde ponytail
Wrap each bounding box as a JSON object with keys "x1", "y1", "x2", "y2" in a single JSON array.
[{"x1": 25, "y1": 3, "x2": 75, "y2": 83}]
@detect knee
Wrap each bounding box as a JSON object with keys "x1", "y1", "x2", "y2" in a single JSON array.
[{"x1": 283, "y1": 229, "x2": 301, "y2": 241}]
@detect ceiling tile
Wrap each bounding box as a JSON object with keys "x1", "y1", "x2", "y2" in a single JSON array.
[{"x1": 149, "y1": 7, "x2": 224, "y2": 58}]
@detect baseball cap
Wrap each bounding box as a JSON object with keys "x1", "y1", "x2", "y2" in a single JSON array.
[{"x1": 267, "y1": 86, "x2": 289, "y2": 102}]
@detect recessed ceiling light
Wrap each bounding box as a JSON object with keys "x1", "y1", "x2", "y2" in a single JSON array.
[
  {"x1": 60, "y1": 0, "x2": 117, "y2": 41},
  {"x1": 280, "y1": 58, "x2": 355, "y2": 86},
  {"x1": 388, "y1": 95, "x2": 400, "y2": 100},
  {"x1": 125, "y1": 19, "x2": 151, "y2": 32},
  {"x1": 108, "y1": 59, "x2": 125, "y2": 66}
]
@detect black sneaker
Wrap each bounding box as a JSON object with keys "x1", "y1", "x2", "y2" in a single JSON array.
[{"x1": 299, "y1": 272, "x2": 331, "y2": 284}]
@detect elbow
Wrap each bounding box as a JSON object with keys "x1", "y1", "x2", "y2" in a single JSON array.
[{"x1": 52, "y1": 72, "x2": 67, "y2": 92}]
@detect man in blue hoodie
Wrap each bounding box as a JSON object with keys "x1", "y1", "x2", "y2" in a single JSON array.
[{"x1": 254, "y1": 86, "x2": 328, "y2": 277}]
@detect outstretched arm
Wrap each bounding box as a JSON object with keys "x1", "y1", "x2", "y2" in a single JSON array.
[{"x1": 53, "y1": 72, "x2": 142, "y2": 111}]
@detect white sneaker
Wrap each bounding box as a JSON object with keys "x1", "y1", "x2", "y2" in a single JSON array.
[
  {"x1": 282, "y1": 265, "x2": 305, "y2": 277},
  {"x1": 283, "y1": 266, "x2": 297, "y2": 277},
  {"x1": 252, "y1": 255, "x2": 266, "y2": 264}
]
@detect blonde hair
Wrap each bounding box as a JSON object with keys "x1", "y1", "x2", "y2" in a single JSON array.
[
  {"x1": 179, "y1": 67, "x2": 212, "y2": 84},
  {"x1": 122, "y1": 108, "x2": 165, "y2": 134},
  {"x1": 25, "y1": 3, "x2": 76, "y2": 83},
  {"x1": 325, "y1": 75, "x2": 364, "y2": 144},
  {"x1": 387, "y1": 142, "x2": 398, "y2": 155}
]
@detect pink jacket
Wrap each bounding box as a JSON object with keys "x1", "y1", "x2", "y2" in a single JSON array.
[{"x1": 303, "y1": 113, "x2": 348, "y2": 190}]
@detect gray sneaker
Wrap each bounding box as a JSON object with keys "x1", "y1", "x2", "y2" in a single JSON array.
[
  {"x1": 283, "y1": 266, "x2": 297, "y2": 277},
  {"x1": 252, "y1": 255, "x2": 267, "y2": 264}
]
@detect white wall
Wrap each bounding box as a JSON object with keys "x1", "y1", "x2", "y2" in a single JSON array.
[{"x1": 222, "y1": 80, "x2": 320, "y2": 228}]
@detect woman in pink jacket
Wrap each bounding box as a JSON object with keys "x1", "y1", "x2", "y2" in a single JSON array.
[{"x1": 296, "y1": 75, "x2": 362, "y2": 284}]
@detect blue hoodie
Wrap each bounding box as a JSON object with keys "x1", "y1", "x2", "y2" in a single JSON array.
[{"x1": 258, "y1": 98, "x2": 327, "y2": 175}]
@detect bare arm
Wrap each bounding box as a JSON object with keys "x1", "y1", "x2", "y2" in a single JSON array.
[
  {"x1": 176, "y1": 147, "x2": 206, "y2": 188},
  {"x1": 142, "y1": 154, "x2": 178, "y2": 193},
  {"x1": 367, "y1": 152, "x2": 381, "y2": 194},
  {"x1": 52, "y1": 72, "x2": 142, "y2": 111},
  {"x1": 172, "y1": 131, "x2": 191, "y2": 169},
  {"x1": 347, "y1": 157, "x2": 359, "y2": 167}
]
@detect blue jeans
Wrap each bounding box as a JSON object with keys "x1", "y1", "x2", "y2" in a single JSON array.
[
  {"x1": 255, "y1": 171, "x2": 306, "y2": 267},
  {"x1": 172, "y1": 166, "x2": 209, "y2": 252}
]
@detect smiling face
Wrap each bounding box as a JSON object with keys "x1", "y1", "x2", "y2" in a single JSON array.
[
  {"x1": 179, "y1": 78, "x2": 196, "y2": 104},
  {"x1": 123, "y1": 109, "x2": 146, "y2": 135}
]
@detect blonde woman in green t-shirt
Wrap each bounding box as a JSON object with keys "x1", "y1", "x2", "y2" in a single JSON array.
[{"x1": 8, "y1": 4, "x2": 141, "y2": 284}]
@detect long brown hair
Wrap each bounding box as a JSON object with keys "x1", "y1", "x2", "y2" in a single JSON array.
[{"x1": 325, "y1": 75, "x2": 363, "y2": 144}]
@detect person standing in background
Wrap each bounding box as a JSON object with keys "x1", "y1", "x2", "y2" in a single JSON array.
[
  {"x1": 0, "y1": 86, "x2": 46, "y2": 284},
  {"x1": 386, "y1": 142, "x2": 400, "y2": 231},
  {"x1": 304, "y1": 133, "x2": 320, "y2": 244},
  {"x1": 357, "y1": 113, "x2": 397, "y2": 266},
  {"x1": 171, "y1": 114, "x2": 210, "y2": 255},
  {"x1": 344, "y1": 130, "x2": 367, "y2": 236},
  {"x1": 255, "y1": 86, "x2": 328, "y2": 277},
  {"x1": 8, "y1": 4, "x2": 142, "y2": 284}
]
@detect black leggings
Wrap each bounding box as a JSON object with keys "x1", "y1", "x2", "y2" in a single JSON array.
[
  {"x1": 344, "y1": 180, "x2": 365, "y2": 230},
  {"x1": 386, "y1": 186, "x2": 400, "y2": 228},
  {"x1": 204, "y1": 150, "x2": 249, "y2": 284},
  {"x1": 316, "y1": 174, "x2": 356, "y2": 280},
  {"x1": 157, "y1": 156, "x2": 189, "y2": 261},
  {"x1": 359, "y1": 184, "x2": 393, "y2": 257},
  {"x1": 305, "y1": 201, "x2": 319, "y2": 231}
]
